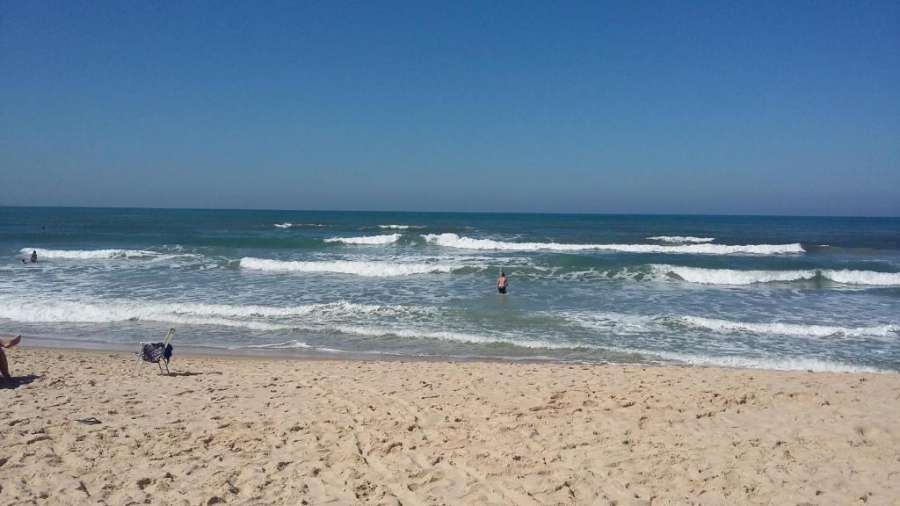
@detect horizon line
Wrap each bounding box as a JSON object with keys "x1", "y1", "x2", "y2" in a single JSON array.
[{"x1": 1, "y1": 204, "x2": 898, "y2": 220}]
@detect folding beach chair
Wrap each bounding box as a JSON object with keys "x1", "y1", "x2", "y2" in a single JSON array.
[{"x1": 137, "y1": 328, "x2": 175, "y2": 374}]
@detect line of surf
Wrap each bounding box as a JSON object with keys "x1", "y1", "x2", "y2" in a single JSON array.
[
  {"x1": 19, "y1": 248, "x2": 171, "y2": 260},
  {"x1": 422, "y1": 234, "x2": 804, "y2": 255},
  {"x1": 239, "y1": 257, "x2": 460, "y2": 276},
  {"x1": 0, "y1": 298, "x2": 434, "y2": 326},
  {"x1": 333, "y1": 323, "x2": 893, "y2": 372},
  {"x1": 564, "y1": 311, "x2": 899, "y2": 339},
  {"x1": 612, "y1": 347, "x2": 887, "y2": 373},
  {"x1": 646, "y1": 236, "x2": 715, "y2": 243},
  {"x1": 324, "y1": 234, "x2": 401, "y2": 245},
  {"x1": 273, "y1": 223, "x2": 329, "y2": 229},
  {"x1": 651, "y1": 265, "x2": 900, "y2": 286},
  {"x1": 378, "y1": 224, "x2": 425, "y2": 230},
  {"x1": 672, "y1": 315, "x2": 900, "y2": 339},
  {"x1": 331, "y1": 324, "x2": 587, "y2": 350}
]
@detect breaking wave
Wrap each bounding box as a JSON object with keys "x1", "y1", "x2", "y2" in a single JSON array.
[
  {"x1": 331, "y1": 324, "x2": 581, "y2": 350},
  {"x1": 0, "y1": 298, "x2": 434, "y2": 327},
  {"x1": 652, "y1": 265, "x2": 900, "y2": 286},
  {"x1": 646, "y1": 236, "x2": 715, "y2": 243},
  {"x1": 618, "y1": 348, "x2": 885, "y2": 373},
  {"x1": 20, "y1": 248, "x2": 166, "y2": 260},
  {"x1": 239, "y1": 257, "x2": 460, "y2": 276},
  {"x1": 378, "y1": 224, "x2": 425, "y2": 230},
  {"x1": 564, "y1": 311, "x2": 899, "y2": 339},
  {"x1": 241, "y1": 341, "x2": 313, "y2": 349},
  {"x1": 422, "y1": 234, "x2": 804, "y2": 255},
  {"x1": 324, "y1": 234, "x2": 401, "y2": 245},
  {"x1": 273, "y1": 223, "x2": 328, "y2": 229},
  {"x1": 822, "y1": 269, "x2": 900, "y2": 286},
  {"x1": 673, "y1": 315, "x2": 899, "y2": 339}
]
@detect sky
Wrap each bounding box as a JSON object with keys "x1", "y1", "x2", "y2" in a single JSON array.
[{"x1": 1, "y1": 1, "x2": 898, "y2": 216}]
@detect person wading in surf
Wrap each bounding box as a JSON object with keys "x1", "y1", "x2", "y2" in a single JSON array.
[{"x1": 497, "y1": 271, "x2": 508, "y2": 294}]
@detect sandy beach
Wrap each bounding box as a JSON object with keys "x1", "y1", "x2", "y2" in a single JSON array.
[{"x1": 2, "y1": 346, "x2": 899, "y2": 505}]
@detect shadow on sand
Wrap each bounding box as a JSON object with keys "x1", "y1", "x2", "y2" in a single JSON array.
[{"x1": 1, "y1": 374, "x2": 41, "y2": 389}]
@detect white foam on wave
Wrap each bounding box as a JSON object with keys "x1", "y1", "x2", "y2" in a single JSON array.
[
  {"x1": 273, "y1": 223, "x2": 328, "y2": 229},
  {"x1": 324, "y1": 234, "x2": 401, "y2": 245},
  {"x1": 378, "y1": 224, "x2": 425, "y2": 230},
  {"x1": 20, "y1": 248, "x2": 162, "y2": 260},
  {"x1": 422, "y1": 234, "x2": 804, "y2": 255},
  {"x1": 559, "y1": 311, "x2": 657, "y2": 334},
  {"x1": 0, "y1": 300, "x2": 287, "y2": 331},
  {"x1": 651, "y1": 265, "x2": 900, "y2": 286},
  {"x1": 675, "y1": 315, "x2": 899, "y2": 339},
  {"x1": 616, "y1": 348, "x2": 886, "y2": 373},
  {"x1": 563, "y1": 311, "x2": 899, "y2": 340},
  {"x1": 332, "y1": 324, "x2": 580, "y2": 350},
  {"x1": 646, "y1": 236, "x2": 715, "y2": 244},
  {"x1": 239, "y1": 257, "x2": 458, "y2": 276},
  {"x1": 242, "y1": 341, "x2": 312, "y2": 349},
  {"x1": 821, "y1": 269, "x2": 900, "y2": 286},
  {"x1": 236, "y1": 341, "x2": 345, "y2": 354},
  {"x1": 652, "y1": 265, "x2": 817, "y2": 285},
  {"x1": 0, "y1": 298, "x2": 433, "y2": 328},
  {"x1": 333, "y1": 323, "x2": 893, "y2": 372}
]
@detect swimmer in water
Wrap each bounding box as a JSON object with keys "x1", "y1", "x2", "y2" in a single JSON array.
[
  {"x1": 497, "y1": 271, "x2": 508, "y2": 294},
  {"x1": 30, "y1": 250, "x2": 37, "y2": 263}
]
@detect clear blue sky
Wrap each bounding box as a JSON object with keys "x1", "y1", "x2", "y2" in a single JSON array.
[{"x1": 1, "y1": 1, "x2": 898, "y2": 215}]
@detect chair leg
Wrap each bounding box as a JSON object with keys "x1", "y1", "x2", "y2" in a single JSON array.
[{"x1": 157, "y1": 361, "x2": 164, "y2": 374}]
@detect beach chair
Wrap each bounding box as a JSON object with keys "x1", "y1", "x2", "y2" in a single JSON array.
[{"x1": 138, "y1": 328, "x2": 175, "y2": 374}]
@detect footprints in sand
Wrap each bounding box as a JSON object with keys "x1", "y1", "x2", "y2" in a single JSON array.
[{"x1": 3, "y1": 350, "x2": 900, "y2": 504}]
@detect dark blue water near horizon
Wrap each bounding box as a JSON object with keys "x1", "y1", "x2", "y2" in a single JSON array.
[{"x1": 2, "y1": 207, "x2": 899, "y2": 372}]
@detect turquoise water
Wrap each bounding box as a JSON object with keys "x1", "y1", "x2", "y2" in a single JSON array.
[{"x1": 2, "y1": 207, "x2": 899, "y2": 372}]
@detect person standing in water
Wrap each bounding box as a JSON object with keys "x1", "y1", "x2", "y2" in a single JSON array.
[
  {"x1": 497, "y1": 271, "x2": 508, "y2": 294},
  {"x1": 30, "y1": 250, "x2": 37, "y2": 263}
]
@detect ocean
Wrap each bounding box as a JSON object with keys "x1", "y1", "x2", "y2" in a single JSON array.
[{"x1": 2, "y1": 207, "x2": 899, "y2": 372}]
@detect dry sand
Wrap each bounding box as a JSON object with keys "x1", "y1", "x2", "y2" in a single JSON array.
[{"x1": 2, "y1": 346, "x2": 899, "y2": 505}]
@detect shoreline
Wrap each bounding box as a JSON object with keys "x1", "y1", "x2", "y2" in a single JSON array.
[
  {"x1": 16, "y1": 335, "x2": 625, "y2": 367},
  {"x1": 3, "y1": 346, "x2": 900, "y2": 504},
  {"x1": 16, "y1": 333, "x2": 896, "y2": 375},
  {"x1": 11, "y1": 341, "x2": 889, "y2": 376}
]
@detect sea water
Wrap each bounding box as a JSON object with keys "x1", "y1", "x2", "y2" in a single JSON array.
[{"x1": 2, "y1": 207, "x2": 899, "y2": 372}]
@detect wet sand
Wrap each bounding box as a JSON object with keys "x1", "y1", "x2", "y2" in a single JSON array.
[{"x1": 2, "y1": 346, "x2": 899, "y2": 504}]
